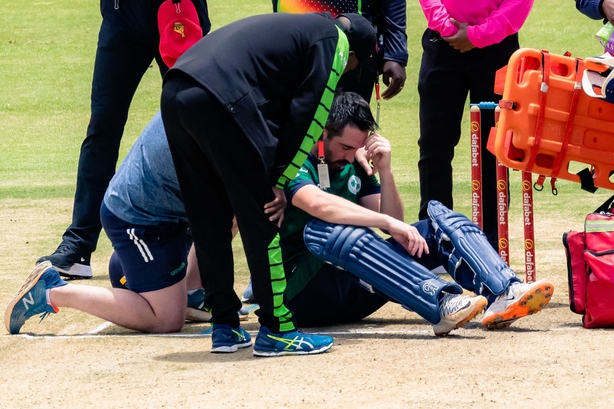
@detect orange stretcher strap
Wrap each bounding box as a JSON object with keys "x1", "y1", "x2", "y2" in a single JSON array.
[
  {"x1": 534, "y1": 57, "x2": 585, "y2": 195},
  {"x1": 526, "y1": 50, "x2": 551, "y2": 173},
  {"x1": 549, "y1": 57, "x2": 585, "y2": 189}
]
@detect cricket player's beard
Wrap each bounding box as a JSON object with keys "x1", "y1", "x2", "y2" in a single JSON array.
[{"x1": 328, "y1": 160, "x2": 349, "y2": 169}]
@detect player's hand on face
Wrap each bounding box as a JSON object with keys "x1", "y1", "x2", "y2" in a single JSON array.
[
  {"x1": 389, "y1": 220, "x2": 429, "y2": 257},
  {"x1": 265, "y1": 187, "x2": 287, "y2": 227},
  {"x1": 364, "y1": 132, "x2": 391, "y2": 173},
  {"x1": 355, "y1": 146, "x2": 375, "y2": 176},
  {"x1": 381, "y1": 61, "x2": 407, "y2": 100}
]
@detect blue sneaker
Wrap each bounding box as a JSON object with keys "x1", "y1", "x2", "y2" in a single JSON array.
[
  {"x1": 186, "y1": 289, "x2": 212, "y2": 322},
  {"x1": 241, "y1": 279, "x2": 256, "y2": 303},
  {"x1": 4, "y1": 261, "x2": 68, "y2": 334},
  {"x1": 253, "y1": 327, "x2": 333, "y2": 357},
  {"x1": 210, "y1": 324, "x2": 252, "y2": 353}
]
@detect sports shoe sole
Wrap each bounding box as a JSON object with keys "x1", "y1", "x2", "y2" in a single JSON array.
[
  {"x1": 482, "y1": 280, "x2": 554, "y2": 330},
  {"x1": 55, "y1": 263, "x2": 93, "y2": 279},
  {"x1": 433, "y1": 296, "x2": 488, "y2": 336},
  {"x1": 4, "y1": 261, "x2": 51, "y2": 334},
  {"x1": 210, "y1": 340, "x2": 253, "y2": 353},
  {"x1": 253, "y1": 342, "x2": 333, "y2": 357},
  {"x1": 185, "y1": 307, "x2": 212, "y2": 322}
]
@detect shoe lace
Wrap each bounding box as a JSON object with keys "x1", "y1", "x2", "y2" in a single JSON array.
[
  {"x1": 38, "y1": 311, "x2": 52, "y2": 324},
  {"x1": 55, "y1": 245, "x2": 73, "y2": 255},
  {"x1": 440, "y1": 294, "x2": 469, "y2": 316},
  {"x1": 506, "y1": 282, "x2": 524, "y2": 298}
]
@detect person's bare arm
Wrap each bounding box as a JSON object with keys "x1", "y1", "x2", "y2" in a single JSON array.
[
  {"x1": 292, "y1": 185, "x2": 427, "y2": 257},
  {"x1": 381, "y1": 61, "x2": 407, "y2": 100},
  {"x1": 360, "y1": 132, "x2": 403, "y2": 221}
]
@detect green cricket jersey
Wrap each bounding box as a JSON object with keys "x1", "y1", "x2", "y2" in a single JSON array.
[{"x1": 281, "y1": 153, "x2": 381, "y2": 299}]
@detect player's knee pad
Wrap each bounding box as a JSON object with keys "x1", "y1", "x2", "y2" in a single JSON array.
[
  {"x1": 427, "y1": 200, "x2": 519, "y2": 295},
  {"x1": 303, "y1": 218, "x2": 462, "y2": 324}
]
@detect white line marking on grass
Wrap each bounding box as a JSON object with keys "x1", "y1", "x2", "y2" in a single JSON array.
[
  {"x1": 88, "y1": 321, "x2": 113, "y2": 335},
  {"x1": 1, "y1": 326, "x2": 582, "y2": 340}
]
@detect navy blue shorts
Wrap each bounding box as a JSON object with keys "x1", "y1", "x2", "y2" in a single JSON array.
[{"x1": 100, "y1": 203, "x2": 188, "y2": 293}]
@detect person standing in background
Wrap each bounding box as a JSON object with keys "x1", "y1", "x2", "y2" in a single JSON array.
[
  {"x1": 416, "y1": 0, "x2": 534, "y2": 249},
  {"x1": 37, "y1": 0, "x2": 210, "y2": 278}
]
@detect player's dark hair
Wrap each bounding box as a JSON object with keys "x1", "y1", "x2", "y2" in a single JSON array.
[{"x1": 325, "y1": 90, "x2": 378, "y2": 138}]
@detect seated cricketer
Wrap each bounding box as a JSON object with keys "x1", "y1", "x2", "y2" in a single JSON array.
[{"x1": 249, "y1": 90, "x2": 555, "y2": 335}]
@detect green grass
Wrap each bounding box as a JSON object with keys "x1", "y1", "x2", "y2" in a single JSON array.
[{"x1": 0, "y1": 0, "x2": 612, "y2": 278}]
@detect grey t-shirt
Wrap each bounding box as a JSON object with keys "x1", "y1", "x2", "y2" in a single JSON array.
[{"x1": 103, "y1": 111, "x2": 187, "y2": 225}]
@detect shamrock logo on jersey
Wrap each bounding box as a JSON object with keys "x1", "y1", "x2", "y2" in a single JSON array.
[{"x1": 348, "y1": 175, "x2": 361, "y2": 195}]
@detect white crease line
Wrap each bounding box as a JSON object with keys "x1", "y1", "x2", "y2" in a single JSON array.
[
  {"x1": 2, "y1": 326, "x2": 582, "y2": 340},
  {"x1": 88, "y1": 321, "x2": 113, "y2": 335}
]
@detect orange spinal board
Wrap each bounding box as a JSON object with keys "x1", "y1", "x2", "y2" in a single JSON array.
[{"x1": 489, "y1": 48, "x2": 614, "y2": 190}]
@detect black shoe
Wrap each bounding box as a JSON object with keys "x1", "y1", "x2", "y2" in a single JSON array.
[{"x1": 36, "y1": 245, "x2": 93, "y2": 279}]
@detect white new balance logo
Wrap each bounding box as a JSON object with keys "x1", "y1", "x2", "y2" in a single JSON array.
[{"x1": 22, "y1": 292, "x2": 35, "y2": 311}]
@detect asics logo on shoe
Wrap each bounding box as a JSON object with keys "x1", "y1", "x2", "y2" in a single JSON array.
[
  {"x1": 22, "y1": 292, "x2": 35, "y2": 310},
  {"x1": 267, "y1": 334, "x2": 313, "y2": 351},
  {"x1": 232, "y1": 329, "x2": 247, "y2": 342}
]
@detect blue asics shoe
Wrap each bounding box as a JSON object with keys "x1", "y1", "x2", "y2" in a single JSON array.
[
  {"x1": 210, "y1": 324, "x2": 252, "y2": 353},
  {"x1": 4, "y1": 261, "x2": 68, "y2": 334},
  {"x1": 253, "y1": 327, "x2": 333, "y2": 357}
]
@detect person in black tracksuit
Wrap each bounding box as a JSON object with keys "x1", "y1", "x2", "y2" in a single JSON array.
[
  {"x1": 417, "y1": 32, "x2": 518, "y2": 250},
  {"x1": 160, "y1": 12, "x2": 376, "y2": 349},
  {"x1": 416, "y1": 0, "x2": 533, "y2": 250},
  {"x1": 37, "y1": 0, "x2": 210, "y2": 278}
]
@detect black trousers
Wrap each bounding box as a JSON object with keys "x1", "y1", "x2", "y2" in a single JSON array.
[
  {"x1": 289, "y1": 264, "x2": 388, "y2": 327},
  {"x1": 161, "y1": 73, "x2": 296, "y2": 333},
  {"x1": 61, "y1": 0, "x2": 209, "y2": 257},
  {"x1": 417, "y1": 29, "x2": 518, "y2": 248}
]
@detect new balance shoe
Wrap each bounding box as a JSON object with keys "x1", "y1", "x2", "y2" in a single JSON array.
[
  {"x1": 433, "y1": 293, "x2": 488, "y2": 336},
  {"x1": 253, "y1": 326, "x2": 333, "y2": 357},
  {"x1": 482, "y1": 279, "x2": 554, "y2": 330},
  {"x1": 210, "y1": 324, "x2": 252, "y2": 353},
  {"x1": 185, "y1": 289, "x2": 249, "y2": 322},
  {"x1": 36, "y1": 245, "x2": 93, "y2": 279},
  {"x1": 5, "y1": 261, "x2": 68, "y2": 334}
]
